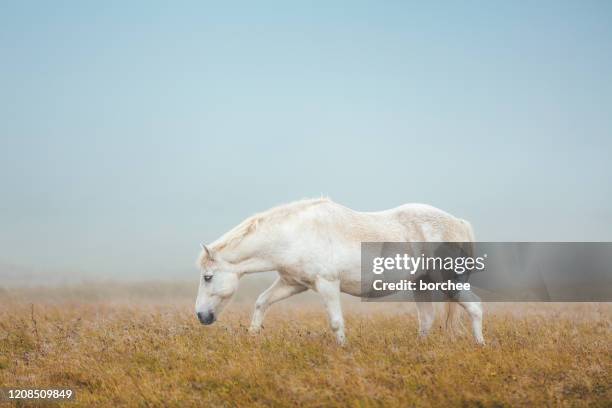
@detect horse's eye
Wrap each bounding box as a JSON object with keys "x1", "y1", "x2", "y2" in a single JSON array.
[{"x1": 204, "y1": 275, "x2": 213, "y2": 282}]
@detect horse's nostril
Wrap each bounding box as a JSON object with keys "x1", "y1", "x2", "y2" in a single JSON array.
[
  {"x1": 205, "y1": 312, "x2": 215, "y2": 324},
  {"x1": 197, "y1": 311, "x2": 215, "y2": 325}
]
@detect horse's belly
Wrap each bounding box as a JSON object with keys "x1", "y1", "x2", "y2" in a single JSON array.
[
  {"x1": 339, "y1": 268, "x2": 364, "y2": 296},
  {"x1": 339, "y1": 281, "x2": 362, "y2": 296}
]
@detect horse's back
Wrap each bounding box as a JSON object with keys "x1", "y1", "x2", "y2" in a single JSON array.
[
  {"x1": 390, "y1": 203, "x2": 473, "y2": 242},
  {"x1": 315, "y1": 200, "x2": 473, "y2": 243}
]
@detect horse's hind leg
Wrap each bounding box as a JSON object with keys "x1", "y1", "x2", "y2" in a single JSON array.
[
  {"x1": 249, "y1": 277, "x2": 306, "y2": 333},
  {"x1": 457, "y1": 290, "x2": 485, "y2": 345},
  {"x1": 315, "y1": 277, "x2": 346, "y2": 345},
  {"x1": 414, "y1": 290, "x2": 435, "y2": 338}
]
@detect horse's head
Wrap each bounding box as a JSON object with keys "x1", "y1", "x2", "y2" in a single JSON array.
[{"x1": 194, "y1": 244, "x2": 240, "y2": 325}]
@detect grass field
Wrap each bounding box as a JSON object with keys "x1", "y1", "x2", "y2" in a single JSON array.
[{"x1": 0, "y1": 284, "x2": 610, "y2": 407}]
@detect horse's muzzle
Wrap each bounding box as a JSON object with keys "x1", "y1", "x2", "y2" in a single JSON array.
[{"x1": 197, "y1": 311, "x2": 215, "y2": 325}]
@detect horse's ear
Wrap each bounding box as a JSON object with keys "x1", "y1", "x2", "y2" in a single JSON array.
[{"x1": 200, "y1": 243, "x2": 214, "y2": 260}]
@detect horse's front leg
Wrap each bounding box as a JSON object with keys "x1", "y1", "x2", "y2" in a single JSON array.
[
  {"x1": 315, "y1": 277, "x2": 346, "y2": 345},
  {"x1": 249, "y1": 277, "x2": 306, "y2": 334}
]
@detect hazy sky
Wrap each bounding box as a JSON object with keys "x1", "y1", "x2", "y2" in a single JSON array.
[{"x1": 1, "y1": 1, "x2": 611, "y2": 281}]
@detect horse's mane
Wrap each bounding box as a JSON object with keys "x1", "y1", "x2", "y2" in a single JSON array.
[{"x1": 210, "y1": 197, "x2": 331, "y2": 252}]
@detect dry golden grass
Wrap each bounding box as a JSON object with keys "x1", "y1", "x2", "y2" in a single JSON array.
[{"x1": 0, "y1": 285, "x2": 610, "y2": 407}]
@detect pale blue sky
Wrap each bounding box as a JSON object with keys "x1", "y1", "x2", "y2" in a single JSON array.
[{"x1": 1, "y1": 1, "x2": 611, "y2": 281}]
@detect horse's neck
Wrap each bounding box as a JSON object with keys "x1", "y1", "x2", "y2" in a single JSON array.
[{"x1": 217, "y1": 236, "x2": 276, "y2": 276}]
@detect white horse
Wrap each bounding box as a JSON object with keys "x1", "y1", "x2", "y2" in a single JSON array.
[{"x1": 194, "y1": 198, "x2": 484, "y2": 345}]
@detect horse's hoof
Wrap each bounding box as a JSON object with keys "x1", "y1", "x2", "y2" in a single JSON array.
[{"x1": 418, "y1": 331, "x2": 430, "y2": 339}]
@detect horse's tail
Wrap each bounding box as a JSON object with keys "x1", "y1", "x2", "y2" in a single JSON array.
[
  {"x1": 461, "y1": 219, "x2": 476, "y2": 257},
  {"x1": 444, "y1": 218, "x2": 476, "y2": 333}
]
